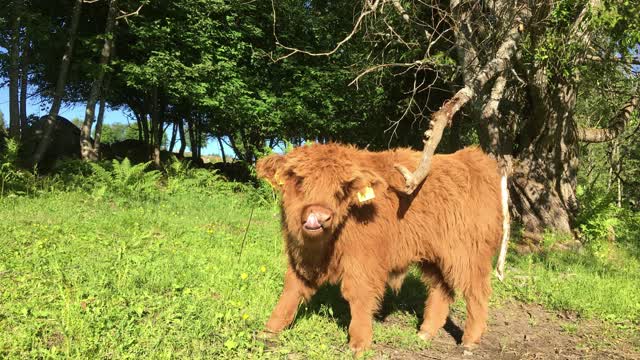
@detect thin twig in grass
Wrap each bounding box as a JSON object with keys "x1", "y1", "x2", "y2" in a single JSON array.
[{"x1": 238, "y1": 207, "x2": 255, "y2": 258}]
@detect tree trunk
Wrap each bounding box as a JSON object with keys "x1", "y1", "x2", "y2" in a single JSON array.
[
  {"x1": 217, "y1": 136, "x2": 226, "y2": 163},
  {"x1": 141, "y1": 113, "x2": 150, "y2": 144},
  {"x1": 178, "y1": 120, "x2": 186, "y2": 156},
  {"x1": 32, "y1": 0, "x2": 83, "y2": 166},
  {"x1": 157, "y1": 97, "x2": 167, "y2": 151},
  {"x1": 133, "y1": 109, "x2": 142, "y2": 141},
  {"x1": 93, "y1": 75, "x2": 111, "y2": 157},
  {"x1": 193, "y1": 119, "x2": 199, "y2": 159},
  {"x1": 195, "y1": 118, "x2": 202, "y2": 159},
  {"x1": 8, "y1": 0, "x2": 21, "y2": 139},
  {"x1": 228, "y1": 134, "x2": 244, "y2": 161},
  {"x1": 187, "y1": 119, "x2": 195, "y2": 158},
  {"x1": 506, "y1": 76, "x2": 578, "y2": 235},
  {"x1": 150, "y1": 86, "x2": 161, "y2": 166},
  {"x1": 80, "y1": 0, "x2": 118, "y2": 161},
  {"x1": 187, "y1": 118, "x2": 196, "y2": 161},
  {"x1": 168, "y1": 123, "x2": 177, "y2": 153},
  {"x1": 19, "y1": 34, "x2": 29, "y2": 135}
]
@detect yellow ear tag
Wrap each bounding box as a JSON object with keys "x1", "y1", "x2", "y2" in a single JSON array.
[
  {"x1": 357, "y1": 186, "x2": 375, "y2": 203},
  {"x1": 274, "y1": 171, "x2": 285, "y2": 186}
]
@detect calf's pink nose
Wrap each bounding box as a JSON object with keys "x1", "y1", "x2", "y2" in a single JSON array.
[{"x1": 305, "y1": 213, "x2": 321, "y2": 229}]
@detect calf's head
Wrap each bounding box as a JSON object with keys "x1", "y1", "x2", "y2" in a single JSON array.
[{"x1": 257, "y1": 145, "x2": 385, "y2": 241}]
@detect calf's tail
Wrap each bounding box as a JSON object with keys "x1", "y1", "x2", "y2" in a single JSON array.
[{"x1": 495, "y1": 175, "x2": 510, "y2": 281}]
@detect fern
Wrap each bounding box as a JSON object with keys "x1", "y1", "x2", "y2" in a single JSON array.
[
  {"x1": 0, "y1": 139, "x2": 38, "y2": 197},
  {"x1": 87, "y1": 158, "x2": 161, "y2": 202}
]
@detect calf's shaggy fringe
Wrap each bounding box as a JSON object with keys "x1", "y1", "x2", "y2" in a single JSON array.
[{"x1": 256, "y1": 143, "x2": 505, "y2": 353}]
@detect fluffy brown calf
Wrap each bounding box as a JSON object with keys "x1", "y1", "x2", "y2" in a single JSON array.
[{"x1": 257, "y1": 143, "x2": 504, "y2": 353}]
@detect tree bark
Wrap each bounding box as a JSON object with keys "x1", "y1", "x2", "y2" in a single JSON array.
[
  {"x1": 577, "y1": 94, "x2": 639, "y2": 143},
  {"x1": 168, "y1": 123, "x2": 178, "y2": 153},
  {"x1": 178, "y1": 120, "x2": 186, "y2": 157},
  {"x1": 132, "y1": 110, "x2": 143, "y2": 142},
  {"x1": 32, "y1": 0, "x2": 83, "y2": 166},
  {"x1": 187, "y1": 117, "x2": 197, "y2": 161},
  {"x1": 8, "y1": 0, "x2": 22, "y2": 139},
  {"x1": 150, "y1": 86, "x2": 161, "y2": 166},
  {"x1": 228, "y1": 134, "x2": 243, "y2": 161},
  {"x1": 81, "y1": 0, "x2": 118, "y2": 161},
  {"x1": 93, "y1": 75, "x2": 111, "y2": 158},
  {"x1": 139, "y1": 111, "x2": 150, "y2": 144},
  {"x1": 19, "y1": 33, "x2": 29, "y2": 135},
  {"x1": 217, "y1": 136, "x2": 226, "y2": 163}
]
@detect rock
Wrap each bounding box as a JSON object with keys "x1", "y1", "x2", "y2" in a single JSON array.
[{"x1": 20, "y1": 115, "x2": 87, "y2": 172}]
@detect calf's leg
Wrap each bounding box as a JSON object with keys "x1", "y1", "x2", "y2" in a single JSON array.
[
  {"x1": 265, "y1": 266, "x2": 316, "y2": 333},
  {"x1": 341, "y1": 274, "x2": 386, "y2": 353},
  {"x1": 418, "y1": 263, "x2": 454, "y2": 340},
  {"x1": 461, "y1": 271, "x2": 491, "y2": 347}
]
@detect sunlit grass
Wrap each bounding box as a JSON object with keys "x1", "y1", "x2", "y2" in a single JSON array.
[{"x1": 1, "y1": 188, "x2": 638, "y2": 358}]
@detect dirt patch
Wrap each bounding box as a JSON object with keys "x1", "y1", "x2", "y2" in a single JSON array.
[
  {"x1": 373, "y1": 301, "x2": 640, "y2": 360},
  {"x1": 44, "y1": 331, "x2": 65, "y2": 349}
]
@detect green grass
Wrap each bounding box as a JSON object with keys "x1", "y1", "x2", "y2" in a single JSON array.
[
  {"x1": 1, "y1": 186, "x2": 639, "y2": 358},
  {"x1": 496, "y1": 243, "x2": 640, "y2": 326}
]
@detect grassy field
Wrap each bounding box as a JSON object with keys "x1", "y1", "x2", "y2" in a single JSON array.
[{"x1": 1, "y1": 181, "x2": 639, "y2": 358}]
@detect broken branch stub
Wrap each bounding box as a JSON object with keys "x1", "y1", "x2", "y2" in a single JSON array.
[
  {"x1": 394, "y1": 89, "x2": 473, "y2": 194},
  {"x1": 577, "y1": 93, "x2": 639, "y2": 143},
  {"x1": 394, "y1": 25, "x2": 522, "y2": 195}
]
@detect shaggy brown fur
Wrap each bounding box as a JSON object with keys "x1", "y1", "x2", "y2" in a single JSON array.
[{"x1": 256, "y1": 143, "x2": 503, "y2": 353}]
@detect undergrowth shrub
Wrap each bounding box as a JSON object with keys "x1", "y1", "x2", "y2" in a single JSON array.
[
  {"x1": 165, "y1": 156, "x2": 228, "y2": 195},
  {"x1": 576, "y1": 185, "x2": 639, "y2": 258},
  {"x1": 0, "y1": 139, "x2": 39, "y2": 197},
  {"x1": 3, "y1": 153, "x2": 277, "y2": 208},
  {"x1": 88, "y1": 158, "x2": 162, "y2": 202}
]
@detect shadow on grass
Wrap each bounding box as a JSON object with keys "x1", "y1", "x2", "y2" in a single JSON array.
[{"x1": 292, "y1": 272, "x2": 463, "y2": 344}]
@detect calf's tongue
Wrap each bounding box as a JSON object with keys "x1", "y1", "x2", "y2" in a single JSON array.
[{"x1": 305, "y1": 213, "x2": 321, "y2": 229}]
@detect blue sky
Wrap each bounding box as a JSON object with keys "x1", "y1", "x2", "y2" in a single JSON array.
[{"x1": 0, "y1": 85, "x2": 224, "y2": 156}]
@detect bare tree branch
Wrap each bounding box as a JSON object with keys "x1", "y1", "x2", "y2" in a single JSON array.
[
  {"x1": 481, "y1": 74, "x2": 507, "y2": 121},
  {"x1": 271, "y1": 0, "x2": 380, "y2": 62},
  {"x1": 349, "y1": 61, "x2": 422, "y2": 88},
  {"x1": 390, "y1": 0, "x2": 409, "y2": 22},
  {"x1": 584, "y1": 54, "x2": 640, "y2": 66},
  {"x1": 394, "y1": 24, "x2": 522, "y2": 195},
  {"x1": 116, "y1": 3, "x2": 143, "y2": 21},
  {"x1": 577, "y1": 93, "x2": 640, "y2": 143}
]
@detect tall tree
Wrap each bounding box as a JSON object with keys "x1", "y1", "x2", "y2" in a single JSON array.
[
  {"x1": 284, "y1": 0, "x2": 640, "y2": 234},
  {"x1": 80, "y1": 0, "x2": 118, "y2": 161},
  {"x1": 93, "y1": 74, "x2": 111, "y2": 157},
  {"x1": 8, "y1": 0, "x2": 22, "y2": 139},
  {"x1": 31, "y1": 0, "x2": 83, "y2": 166},
  {"x1": 19, "y1": 32, "x2": 29, "y2": 134}
]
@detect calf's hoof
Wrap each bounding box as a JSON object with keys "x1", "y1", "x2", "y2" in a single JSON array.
[
  {"x1": 417, "y1": 329, "x2": 436, "y2": 342},
  {"x1": 257, "y1": 330, "x2": 278, "y2": 340},
  {"x1": 348, "y1": 339, "x2": 371, "y2": 357},
  {"x1": 461, "y1": 336, "x2": 480, "y2": 350}
]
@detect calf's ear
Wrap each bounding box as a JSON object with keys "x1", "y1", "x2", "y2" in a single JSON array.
[
  {"x1": 256, "y1": 154, "x2": 286, "y2": 188},
  {"x1": 349, "y1": 169, "x2": 387, "y2": 206}
]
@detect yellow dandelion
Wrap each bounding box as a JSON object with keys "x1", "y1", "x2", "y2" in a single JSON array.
[
  {"x1": 241, "y1": 273, "x2": 248, "y2": 280},
  {"x1": 260, "y1": 266, "x2": 266, "y2": 273},
  {"x1": 242, "y1": 313, "x2": 249, "y2": 320}
]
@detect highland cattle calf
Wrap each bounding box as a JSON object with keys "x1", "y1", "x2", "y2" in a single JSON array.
[{"x1": 257, "y1": 143, "x2": 506, "y2": 353}]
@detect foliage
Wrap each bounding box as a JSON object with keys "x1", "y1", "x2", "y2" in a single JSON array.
[
  {"x1": 70, "y1": 118, "x2": 138, "y2": 144},
  {"x1": 164, "y1": 156, "x2": 227, "y2": 195},
  {"x1": 0, "y1": 139, "x2": 38, "y2": 197},
  {"x1": 87, "y1": 158, "x2": 162, "y2": 202},
  {"x1": 576, "y1": 185, "x2": 620, "y2": 247}
]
